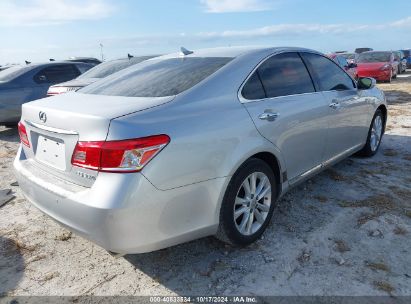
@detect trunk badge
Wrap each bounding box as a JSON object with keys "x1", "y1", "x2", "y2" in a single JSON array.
[{"x1": 39, "y1": 111, "x2": 47, "y2": 123}]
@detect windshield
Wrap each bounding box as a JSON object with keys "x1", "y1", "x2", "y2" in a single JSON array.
[
  {"x1": 78, "y1": 56, "x2": 155, "y2": 79},
  {"x1": 80, "y1": 57, "x2": 233, "y2": 97},
  {"x1": 358, "y1": 52, "x2": 391, "y2": 63},
  {"x1": 402, "y1": 50, "x2": 410, "y2": 57},
  {"x1": 0, "y1": 65, "x2": 31, "y2": 82},
  {"x1": 340, "y1": 53, "x2": 355, "y2": 60}
]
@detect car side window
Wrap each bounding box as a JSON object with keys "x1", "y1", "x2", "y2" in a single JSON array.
[
  {"x1": 241, "y1": 72, "x2": 266, "y2": 100},
  {"x1": 34, "y1": 64, "x2": 80, "y2": 84},
  {"x1": 301, "y1": 53, "x2": 355, "y2": 91},
  {"x1": 242, "y1": 52, "x2": 315, "y2": 100},
  {"x1": 338, "y1": 56, "x2": 348, "y2": 68}
]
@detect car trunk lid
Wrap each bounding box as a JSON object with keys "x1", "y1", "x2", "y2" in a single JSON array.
[{"x1": 20, "y1": 92, "x2": 174, "y2": 187}]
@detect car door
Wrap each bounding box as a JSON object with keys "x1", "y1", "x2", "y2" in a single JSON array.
[
  {"x1": 241, "y1": 52, "x2": 330, "y2": 181},
  {"x1": 300, "y1": 52, "x2": 369, "y2": 163}
]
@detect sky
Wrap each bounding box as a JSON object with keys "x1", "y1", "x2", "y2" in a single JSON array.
[{"x1": 1, "y1": 0, "x2": 411, "y2": 65}]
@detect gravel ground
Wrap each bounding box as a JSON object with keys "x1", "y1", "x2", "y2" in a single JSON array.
[{"x1": 1, "y1": 72, "x2": 411, "y2": 297}]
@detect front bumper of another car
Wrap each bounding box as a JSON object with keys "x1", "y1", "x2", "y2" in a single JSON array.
[
  {"x1": 358, "y1": 69, "x2": 391, "y2": 81},
  {"x1": 14, "y1": 146, "x2": 225, "y2": 254}
]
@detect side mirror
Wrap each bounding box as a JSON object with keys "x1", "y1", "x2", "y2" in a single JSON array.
[{"x1": 358, "y1": 77, "x2": 376, "y2": 90}]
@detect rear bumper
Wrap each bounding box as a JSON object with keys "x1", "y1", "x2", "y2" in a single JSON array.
[{"x1": 14, "y1": 146, "x2": 224, "y2": 253}]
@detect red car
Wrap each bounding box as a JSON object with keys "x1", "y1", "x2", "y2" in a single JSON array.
[
  {"x1": 356, "y1": 51, "x2": 398, "y2": 83},
  {"x1": 327, "y1": 53, "x2": 358, "y2": 80}
]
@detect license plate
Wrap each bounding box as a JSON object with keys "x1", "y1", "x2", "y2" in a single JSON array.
[{"x1": 36, "y1": 135, "x2": 66, "y2": 170}]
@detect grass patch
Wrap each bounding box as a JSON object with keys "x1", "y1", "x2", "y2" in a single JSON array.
[
  {"x1": 334, "y1": 240, "x2": 350, "y2": 253},
  {"x1": 339, "y1": 194, "x2": 396, "y2": 211},
  {"x1": 55, "y1": 231, "x2": 72, "y2": 241},
  {"x1": 357, "y1": 212, "x2": 381, "y2": 227},
  {"x1": 373, "y1": 281, "x2": 395, "y2": 294},
  {"x1": 326, "y1": 169, "x2": 347, "y2": 181},
  {"x1": 383, "y1": 149, "x2": 398, "y2": 157},
  {"x1": 313, "y1": 195, "x2": 328, "y2": 203},
  {"x1": 393, "y1": 226, "x2": 408, "y2": 235},
  {"x1": 366, "y1": 262, "x2": 390, "y2": 272}
]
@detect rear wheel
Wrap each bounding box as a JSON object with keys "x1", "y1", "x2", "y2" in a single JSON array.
[
  {"x1": 216, "y1": 158, "x2": 277, "y2": 246},
  {"x1": 358, "y1": 109, "x2": 384, "y2": 157}
]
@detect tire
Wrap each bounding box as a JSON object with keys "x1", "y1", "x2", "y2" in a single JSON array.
[
  {"x1": 358, "y1": 109, "x2": 384, "y2": 157},
  {"x1": 215, "y1": 158, "x2": 277, "y2": 246},
  {"x1": 387, "y1": 71, "x2": 392, "y2": 83}
]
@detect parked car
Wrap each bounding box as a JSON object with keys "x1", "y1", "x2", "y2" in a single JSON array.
[
  {"x1": 400, "y1": 49, "x2": 411, "y2": 68},
  {"x1": 0, "y1": 61, "x2": 93, "y2": 125},
  {"x1": 356, "y1": 51, "x2": 398, "y2": 82},
  {"x1": 393, "y1": 51, "x2": 407, "y2": 74},
  {"x1": 328, "y1": 53, "x2": 358, "y2": 80},
  {"x1": 14, "y1": 47, "x2": 387, "y2": 254},
  {"x1": 339, "y1": 52, "x2": 357, "y2": 65},
  {"x1": 355, "y1": 47, "x2": 373, "y2": 54},
  {"x1": 47, "y1": 55, "x2": 157, "y2": 96},
  {"x1": 66, "y1": 57, "x2": 102, "y2": 66}
]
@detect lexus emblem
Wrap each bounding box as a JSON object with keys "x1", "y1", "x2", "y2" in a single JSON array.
[{"x1": 39, "y1": 111, "x2": 47, "y2": 123}]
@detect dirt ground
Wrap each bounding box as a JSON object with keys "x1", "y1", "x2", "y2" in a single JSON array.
[{"x1": 1, "y1": 72, "x2": 410, "y2": 297}]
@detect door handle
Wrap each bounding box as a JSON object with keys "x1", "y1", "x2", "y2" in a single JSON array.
[
  {"x1": 258, "y1": 112, "x2": 280, "y2": 121},
  {"x1": 329, "y1": 101, "x2": 341, "y2": 109}
]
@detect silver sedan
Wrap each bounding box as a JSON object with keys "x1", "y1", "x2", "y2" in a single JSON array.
[{"x1": 14, "y1": 47, "x2": 387, "y2": 254}]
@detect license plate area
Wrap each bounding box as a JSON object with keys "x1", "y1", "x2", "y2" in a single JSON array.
[{"x1": 35, "y1": 135, "x2": 66, "y2": 170}]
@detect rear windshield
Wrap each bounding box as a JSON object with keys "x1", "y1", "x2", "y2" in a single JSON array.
[
  {"x1": 357, "y1": 52, "x2": 391, "y2": 63},
  {"x1": 80, "y1": 57, "x2": 233, "y2": 97},
  {"x1": 78, "y1": 56, "x2": 155, "y2": 79},
  {"x1": 340, "y1": 53, "x2": 355, "y2": 60},
  {"x1": 0, "y1": 65, "x2": 31, "y2": 81}
]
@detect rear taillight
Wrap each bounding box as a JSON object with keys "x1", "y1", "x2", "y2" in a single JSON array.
[
  {"x1": 71, "y1": 135, "x2": 170, "y2": 173},
  {"x1": 18, "y1": 122, "x2": 30, "y2": 147}
]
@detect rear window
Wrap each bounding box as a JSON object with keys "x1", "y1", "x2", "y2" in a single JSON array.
[
  {"x1": 78, "y1": 56, "x2": 154, "y2": 79},
  {"x1": 358, "y1": 52, "x2": 391, "y2": 63},
  {"x1": 81, "y1": 57, "x2": 233, "y2": 97},
  {"x1": 0, "y1": 65, "x2": 31, "y2": 82},
  {"x1": 340, "y1": 53, "x2": 355, "y2": 60}
]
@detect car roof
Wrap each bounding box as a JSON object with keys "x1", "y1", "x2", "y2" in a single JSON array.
[
  {"x1": 23, "y1": 61, "x2": 90, "y2": 68},
  {"x1": 154, "y1": 46, "x2": 320, "y2": 60}
]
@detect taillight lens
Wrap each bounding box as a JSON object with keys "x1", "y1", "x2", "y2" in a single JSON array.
[
  {"x1": 18, "y1": 122, "x2": 30, "y2": 147},
  {"x1": 71, "y1": 135, "x2": 170, "y2": 173}
]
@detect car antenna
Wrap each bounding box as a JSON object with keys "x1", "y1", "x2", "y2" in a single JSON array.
[
  {"x1": 49, "y1": 58, "x2": 55, "y2": 61},
  {"x1": 25, "y1": 60, "x2": 31, "y2": 65},
  {"x1": 180, "y1": 47, "x2": 193, "y2": 56},
  {"x1": 127, "y1": 53, "x2": 134, "y2": 60}
]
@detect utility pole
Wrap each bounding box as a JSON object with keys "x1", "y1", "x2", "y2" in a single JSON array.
[{"x1": 100, "y1": 43, "x2": 104, "y2": 62}]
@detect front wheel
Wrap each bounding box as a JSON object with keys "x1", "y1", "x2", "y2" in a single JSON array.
[
  {"x1": 358, "y1": 109, "x2": 384, "y2": 157},
  {"x1": 215, "y1": 158, "x2": 277, "y2": 246}
]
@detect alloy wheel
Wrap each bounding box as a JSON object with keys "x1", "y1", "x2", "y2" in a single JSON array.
[
  {"x1": 233, "y1": 172, "x2": 272, "y2": 236},
  {"x1": 370, "y1": 115, "x2": 383, "y2": 152}
]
